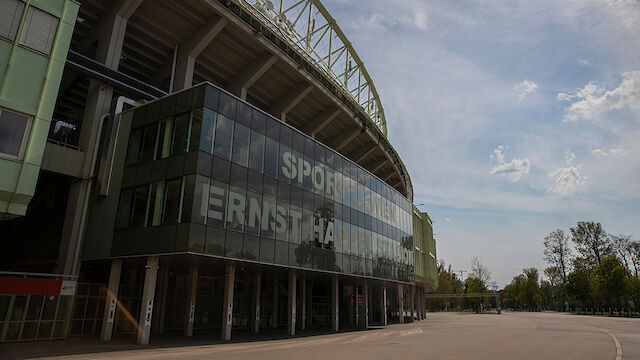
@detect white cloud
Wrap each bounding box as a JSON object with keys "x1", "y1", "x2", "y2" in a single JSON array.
[
  {"x1": 548, "y1": 166, "x2": 587, "y2": 196},
  {"x1": 444, "y1": 217, "x2": 452, "y2": 222},
  {"x1": 592, "y1": 148, "x2": 627, "y2": 158},
  {"x1": 565, "y1": 152, "x2": 576, "y2": 164},
  {"x1": 490, "y1": 145, "x2": 531, "y2": 182},
  {"x1": 514, "y1": 80, "x2": 538, "y2": 101},
  {"x1": 413, "y1": 9, "x2": 428, "y2": 31},
  {"x1": 558, "y1": 70, "x2": 640, "y2": 122}
]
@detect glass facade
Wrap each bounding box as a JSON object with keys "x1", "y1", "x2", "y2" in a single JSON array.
[{"x1": 114, "y1": 84, "x2": 414, "y2": 282}]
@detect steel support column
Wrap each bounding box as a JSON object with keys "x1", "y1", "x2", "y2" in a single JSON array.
[
  {"x1": 100, "y1": 259, "x2": 122, "y2": 341},
  {"x1": 184, "y1": 264, "x2": 198, "y2": 337},
  {"x1": 331, "y1": 275, "x2": 339, "y2": 332},
  {"x1": 221, "y1": 264, "x2": 235, "y2": 341},
  {"x1": 137, "y1": 256, "x2": 159, "y2": 345},
  {"x1": 382, "y1": 285, "x2": 388, "y2": 326},
  {"x1": 287, "y1": 271, "x2": 297, "y2": 336},
  {"x1": 398, "y1": 284, "x2": 404, "y2": 324}
]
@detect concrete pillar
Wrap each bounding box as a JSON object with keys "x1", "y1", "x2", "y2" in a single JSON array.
[
  {"x1": 398, "y1": 284, "x2": 404, "y2": 324},
  {"x1": 410, "y1": 285, "x2": 415, "y2": 322},
  {"x1": 184, "y1": 264, "x2": 198, "y2": 337},
  {"x1": 100, "y1": 259, "x2": 122, "y2": 341},
  {"x1": 221, "y1": 264, "x2": 235, "y2": 341},
  {"x1": 331, "y1": 275, "x2": 339, "y2": 332},
  {"x1": 363, "y1": 281, "x2": 369, "y2": 329},
  {"x1": 271, "y1": 279, "x2": 278, "y2": 328},
  {"x1": 251, "y1": 273, "x2": 261, "y2": 333},
  {"x1": 300, "y1": 275, "x2": 306, "y2": 331},
  {"x1": 137, "y1": 256, "x2": 159, "y2": 345},
  {"x1": 155, "y1": 268, "x2": 169, "y2": 334},
  {"x1": 381, "y1": 285, "x2": 388, "y2": 326},
  {"x1": 57, "y1": 0, "x2": 142, "y2": 276},
  {"x1": 287, "y1": 271, "x2": 297, "y2": 336}
]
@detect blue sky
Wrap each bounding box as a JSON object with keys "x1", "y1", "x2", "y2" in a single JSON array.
[{"x1": 323, "y1": 0, "x2": 640, "y2": 286}]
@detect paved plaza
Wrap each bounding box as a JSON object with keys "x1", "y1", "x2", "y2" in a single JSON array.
[{"x1": 2, "y1": 312, "x2": 638, "y2": 360}]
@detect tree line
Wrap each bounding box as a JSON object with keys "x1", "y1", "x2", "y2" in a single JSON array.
[
  {"x1": 427, "y1": 257, "x2": 499, "y2": 313},
  {"x1": 502, "y1": 221, "x2": 639, "y2": 314}
]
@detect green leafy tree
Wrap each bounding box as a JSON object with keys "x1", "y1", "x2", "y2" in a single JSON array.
[
  {"x1": 566, "y1": 268, "x2": 592, "y2": 308},
  {"x1": 464, "y1": 276, "x2": 487, "y2": 313},
  {"x1": 570, "y1": 222, "x2": 611, "y2": 266},
  {"x1": 593, "y1": 256, "x2": 631, "y2": 309},
  {"x1": 520, "y1": 268, "x2": 542, "y2": 310}
]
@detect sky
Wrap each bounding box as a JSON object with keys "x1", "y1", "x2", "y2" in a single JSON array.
[{"x1": 323, "y1": 0, "x2": 640, "y2": 287}]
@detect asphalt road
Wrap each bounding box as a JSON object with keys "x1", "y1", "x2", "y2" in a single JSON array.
[{"x1": 3, "y1": 312, "x2": 639, "y2": 360}]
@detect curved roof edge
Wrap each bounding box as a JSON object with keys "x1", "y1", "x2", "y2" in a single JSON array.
[{"x1": 219, "y1": 0, "x2": 413, "y2": 200}]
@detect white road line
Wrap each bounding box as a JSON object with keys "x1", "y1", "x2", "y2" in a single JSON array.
[{"x1": 605, "y1": 331, "x2": 622, "y2": 360}]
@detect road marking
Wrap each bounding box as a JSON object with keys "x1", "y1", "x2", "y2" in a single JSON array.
[{"x1": 605, "y1": 331, "x2": 622, "y2": 360}]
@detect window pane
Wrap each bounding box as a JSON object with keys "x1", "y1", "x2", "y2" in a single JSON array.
[
  {"x1": 156, "y1": 117, "x2": 173, "y2": 159},
  {"x1": 226, "y1": 186, "x2": 245, "y2": 231},
  {"x1": 207, "y1": 179, "x2": 228, "y2": 228},
  {"x1": 181, "y1": 175, "x2": 195, "y2": 223},
  {"x1": 289, "y1": 204, "x2": 302, "y2": 244},
  {"x1": 245, "y1": 190, "x2": 262, "y2": 236},
  {"x1": 0, "y1": 109, "x2": 28, "y2": 157},
  {"x1": 275, "y1": 201, "x2": 289, "y2": 242},
  {"x1": 116, "y1": 189, "x2": 133, "y2": 229},
  {"x1": 248, "y1": 130, "x2": 264, "y2": 173},
  {"x1": 278, "y1": 144, "x2": 292, "y2": 183},
  {"x1": 213, "y1": 115, "x2": 233, "y2": 160},
  {"x1": 140, "y1": 124, "x2": 157, "y2": 162},
  {"x1": 163, "y1": 179, "x2": 182, "y2": 225},
  {"x1": 0, "y1": 0, "x2": 24, "y2": 41},
  {"x1": 191, "y1": 175, "x2": 209, "y2": 224},
  {"x1": 148, "y1": 181, "x2": 165, "y2": 226},
  {"x1": 131, "y1": 185, "x2": 149, "y2": 227},
  {"x1": 218, "y1": 92, "x2": 237, "y2": 119},
  {"x1": 200, "y1": 108, "x2": 216, "y2": 153},
  {"x1": 231, "y1": 122, "x2": 250, "y2": 167},
  {"x1": 263, "y1": 137, "x2": 278, "y2": 178},
  {"x1": 19, "y1": 6, "x2": 59, "y2": 55},
  {"x1": 126, "y1": 128, "x2": 142, "y2": 165},
  {"x1": 236, "y1": 102, "x2": 252, "y2": 127},
  {"x1": 172, "y1": 113, "x2": 190, "y2": 155},
  {"x1": 261, "y1": 196, "x2": 276, "y2": 239}
]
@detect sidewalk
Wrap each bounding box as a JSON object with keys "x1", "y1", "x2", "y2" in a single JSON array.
[{"x1": 0, "y1": 326, "x2": 376, "y2": 359}]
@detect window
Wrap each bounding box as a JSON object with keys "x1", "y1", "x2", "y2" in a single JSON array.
[
  {"x1": 0, "y1": 108, "x2": 30, "y2": 158},
  {"x1": 231, "y1": 123, "x2": 250, "y2": 167},
  {"x1": 19, "y1": 5, "x2": 59, "y2": 55},
  {"x1": 0, "y1": 0, "x2": 24, "y2": 41},
  {"x1": 213, "y1": 115, "x2": 233, "y2": 160}
]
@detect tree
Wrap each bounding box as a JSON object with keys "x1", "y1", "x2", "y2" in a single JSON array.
[
  {"x1": 430, "y1": 260, "x2": 463, "y2": 310},
  {"x1": 543, "y1": 229, "x2": 572, "y2": 284},
  {"x1": 566, "y1": 269, "x2": 592, "y2": 308},
  {"x1": 464, "y1": 276, "x2": 487, "y2": 313},
  {"x1": 593, "y1": 256, "x2": 631, "y2": 310},
  {"x1": 629, "y1": 241, "x2": 640, "y2": 278},
  {"x1": 469, "y1": 257, "x2": 492, "y2": 287},
  {"x1": 520, "y1": 268, "x2": 542, "y2": 310},
  {"x1": 570, "y1": 222, "x2": 611, "y2": 266},
  {"x1": 610, "y1": 234, "x2": 633, "y2": 270}
]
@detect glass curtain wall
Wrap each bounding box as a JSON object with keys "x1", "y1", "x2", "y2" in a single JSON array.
[{"x1": 115, "y1": 84, "x2": 414, "y2": 282}]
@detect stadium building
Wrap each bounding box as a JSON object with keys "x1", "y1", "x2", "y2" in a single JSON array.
[{"x1": 0, "y1": 0, "x2": 437, "y2": 344}]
